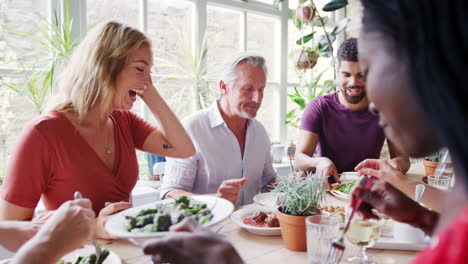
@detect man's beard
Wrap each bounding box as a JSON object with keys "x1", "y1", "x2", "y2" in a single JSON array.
[{"x1": 342, "y1": 86, "x2": 366, "y2": 104}]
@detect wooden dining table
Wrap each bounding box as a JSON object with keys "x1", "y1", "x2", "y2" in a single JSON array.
[{"x1": 96, "y1": 163, "x2": 428, "y2": 264}]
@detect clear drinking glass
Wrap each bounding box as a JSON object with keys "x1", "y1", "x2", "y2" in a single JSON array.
[
  {"x1": 306, "y1": 215, "x2": 340, "y2": 264},
  {"x1": 433, "y1": 150, "x2": 455, "y2": 189},
  {"x1": 346, "y1": 215, "x2": 381, "y2": 264}
]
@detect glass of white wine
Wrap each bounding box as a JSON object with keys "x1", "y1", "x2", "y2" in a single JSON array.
[{"x1": 346, "y1": 215, "x2": 381, "y2": 263}]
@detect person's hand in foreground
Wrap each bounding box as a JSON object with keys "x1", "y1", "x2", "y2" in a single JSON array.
[
  {"x1": 355, "y1": 159, "x2": 405, "y2": 186},
  {"x1": 11, "y1": 199, "x2": 96, "y2": 264},
  {"x1": 95, "y1": 201, "x2": 132, "y2": 239},
  {"x1": 143, "y1": 218, "x2": 244, "y2": 264},
  {"x1": 351, "y1": 180, "x2": 439, "y2": 236},
  {"x1": 216, "y1": 178, "x2": 247, "y2": 204}
]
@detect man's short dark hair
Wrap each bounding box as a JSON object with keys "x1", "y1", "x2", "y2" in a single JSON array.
[{"x1": 337, "y1": 38, "x2": 358, "y2": 64}]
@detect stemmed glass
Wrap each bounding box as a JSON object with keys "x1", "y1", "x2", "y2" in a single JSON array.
[{"x1": 346, "y1": 214, "x2": 381, "y2": 264}]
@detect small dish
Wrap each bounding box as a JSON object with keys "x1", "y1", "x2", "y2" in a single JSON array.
[
  {"x1": 231, "y1": 206, "x2": 281, "y2": 236},
  {"x1": 59, "y1": 245, "x2": 121, "y2": 264},
  {"x1": 253, "y1": 192, "x2": 279, "y2": 207}
]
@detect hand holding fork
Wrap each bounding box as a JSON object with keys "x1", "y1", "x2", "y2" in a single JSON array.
[
  {"x1": 74, "y1": 191, "x2": 102, "y2": 263},
  {"x1": 326, "y1": 175, "x2": 373, "y2": 264}
]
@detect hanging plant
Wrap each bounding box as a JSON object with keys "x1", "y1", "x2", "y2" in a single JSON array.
[
  {"x1": 294, "y1": 47, "x2": 319, "y2": 70},
  {"x1": 297, "y1": 5, "x2": 316, "y2": 24}
]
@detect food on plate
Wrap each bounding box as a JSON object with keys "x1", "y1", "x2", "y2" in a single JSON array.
[
  {"x1": 243, "y1": 211, "x2": 280, "y2": 228},
  {"x1": 57, "y1": 248, "x2": 109, "y2": 264},
  {"x1": 125, "y1": 196, "x2": 213, "y2": 232},
  {"x1": 331, "y1": 180, "x2": 357, "y2": 194},
  {"x1": 319, "y1": 204, "x2": 346, "y2": 223}
]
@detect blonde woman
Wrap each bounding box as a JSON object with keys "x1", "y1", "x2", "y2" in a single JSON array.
[{"x1": 0, "y1": 21, "x2": 195, "y2": 238}]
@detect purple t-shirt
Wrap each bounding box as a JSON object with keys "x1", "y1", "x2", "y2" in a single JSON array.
[{"x1": 300, "y1": 92, "x2": 385, "y2": 172}]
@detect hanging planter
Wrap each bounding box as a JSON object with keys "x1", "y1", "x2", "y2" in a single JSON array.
[
  {"x1": 297, "y1": 5, "x2": 316, "y2": 24},
  {"x1": 295, "y1": 48, "x2": 319, "y2": 70}
]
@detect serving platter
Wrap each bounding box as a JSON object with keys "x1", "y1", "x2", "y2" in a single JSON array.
[{"x1": 105, "y1": 196, "x2": 233, "y2": 241}]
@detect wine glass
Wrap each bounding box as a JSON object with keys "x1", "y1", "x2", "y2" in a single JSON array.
[{"x1": 346, "y1": 214, "x2": 381, "y2": 263}]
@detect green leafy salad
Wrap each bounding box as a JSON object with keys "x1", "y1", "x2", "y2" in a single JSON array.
[
  {"x1": 125, "y1": 196, "x2": 213, "y2": 233},
  {"x1": 336, "y1": 180, "x2": 357, "y2": 194},
  {"x1": 57, "y1": 248, "x2": 109, "y2": 264}
]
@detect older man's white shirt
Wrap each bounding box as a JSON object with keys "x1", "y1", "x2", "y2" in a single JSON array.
[{"x1": 160, "y1": 102, "x2": 277, "y2": 206}]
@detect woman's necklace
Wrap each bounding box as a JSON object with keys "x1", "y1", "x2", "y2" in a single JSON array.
[{"x1": 105, "y1": 120, "x2": 113, "y2": 155}]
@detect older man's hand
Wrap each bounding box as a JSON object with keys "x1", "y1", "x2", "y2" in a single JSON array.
[{"x1": 216, "y1": 178, "x2": 247, "y2": 204}]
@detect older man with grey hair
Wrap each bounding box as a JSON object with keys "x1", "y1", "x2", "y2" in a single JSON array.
[{"x1": 160, "y1": 52, "x2": 276, "y2": 206}]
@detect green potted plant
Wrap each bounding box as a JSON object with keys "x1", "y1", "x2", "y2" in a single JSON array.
[
  {"x1": 423, "y1": 149, "x2": 445, "y2": 176},
  {"x1": 272, "y1": 172, "x2": 325, "y2": 251}
]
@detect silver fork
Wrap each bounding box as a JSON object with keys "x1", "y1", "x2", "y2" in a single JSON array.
[
  {"x1": 326, "y1": 176, "x2": 372, "y2": 264},
  {"x1": 74, "y1": 191, "x2": 102, "y2": 264}
]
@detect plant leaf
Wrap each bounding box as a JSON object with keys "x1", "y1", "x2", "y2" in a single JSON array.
[
  {"x1": 331, "y1": 17, "x2": 350, "y2": 36},
  {"x1": 322, "y1": 0, "x2": 348, "y2": 12},
  {"x1": 296, "y1": 32, "x2": 315, "y2": 45},
  {"x1": 313, "y1": 16, "x2": 328, "y2": 27},
  {"x1": 274, "y1": 0, "x2": 286, "y2": 6}
]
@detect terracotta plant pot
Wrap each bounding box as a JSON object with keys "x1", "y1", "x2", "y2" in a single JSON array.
[
  {"x1": 275, "y1": 208, "x2": 321, "y2": 251},
  {"x1": 423, "y1": 159, "x2": 438, "y2": 176}
]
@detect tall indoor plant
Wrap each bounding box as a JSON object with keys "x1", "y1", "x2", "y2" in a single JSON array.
[{"x1": 272, "y1": 172, "x2": 325, "y2": 251}]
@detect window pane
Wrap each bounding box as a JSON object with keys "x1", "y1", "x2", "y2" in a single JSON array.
[
  {"x1": 148, "y1": 0, "x2": 193, "y2": 75},
  {"x1": 256, "y1": 84, "x2": 278, "y2": 142},
  {"x1": 254, "y1": 0, "x2": 275, "y2": 4},
  {"x1": 0, "y1": 0, "x2": 49, "y2": 68},
  {"x1": 206, "y1": 5, "x2": 241, "y2": 72},
  {"x1": 86, "y1": 0, "x2": 139, "y2": 28},
  {"x1": 286, "y1": 85, "x2": 308, "y2": 143},
  {"x1": 247, "y1": 13, "x2": 279, "y2": 82},
  {"x1": 287, "y1": 18, "x2": 302, "y2": 84}
]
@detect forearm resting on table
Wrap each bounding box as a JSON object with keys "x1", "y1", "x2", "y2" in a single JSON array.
[
  {"x1": 411, "y1": 207, "x2": 439, "y2": 236},
  {"x1": 391, "y1": 177, "x2": 445, "y2": 212}
]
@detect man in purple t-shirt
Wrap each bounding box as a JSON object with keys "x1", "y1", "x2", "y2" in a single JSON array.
[{"x1": 295, "y1": 38, "x2": 410, "y2": 184}]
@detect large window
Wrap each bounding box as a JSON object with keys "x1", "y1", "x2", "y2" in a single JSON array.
[{"x1": 0, "y1": 0, "x2": 343, "y2": 177}]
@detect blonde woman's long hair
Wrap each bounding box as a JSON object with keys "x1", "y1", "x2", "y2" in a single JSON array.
[{"x1": 51, "y1": 21, "x2": 151, "y2": 121}]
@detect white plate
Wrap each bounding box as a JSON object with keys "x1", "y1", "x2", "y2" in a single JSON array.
[
  {"x1": 253, "y1": 192, "x2": 279, "y2": 207},
  {"x1": 340, "y1": 171, "x2": 359, "y2": 181},
  {"x1": 372, "y1": 235, "x2": 430, "y2": 251},
  {"x1": 105, "y1": 196, "x2": 234, "y2": 240},
  {"x1": 329, "y1": 190, "x2": 350, "y2": 201},
  {"x1": 59, "y1": 245, "x2": 121, "y2": 264},
  {"x1": 231, "y1": 206, "x2": 281, "y2": 236}
]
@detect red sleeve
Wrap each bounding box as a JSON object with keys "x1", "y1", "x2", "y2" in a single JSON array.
[
  {"x1": 412, "y1": 207, "x2": 468, "y2": 264},
  {"x1": 0, "y1": 125, "x2": 53, "y2": 209},
  {"x1": 123, "y1": 110, "x2": 156, "y2": 149}
]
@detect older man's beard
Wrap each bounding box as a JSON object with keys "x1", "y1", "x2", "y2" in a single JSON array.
[
  {"x1": 239, "y1": 103, "x2": 260, "y2": 118},
  {"x1": 342, "y1": 85, "x2": 366, "y2": 104}
]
